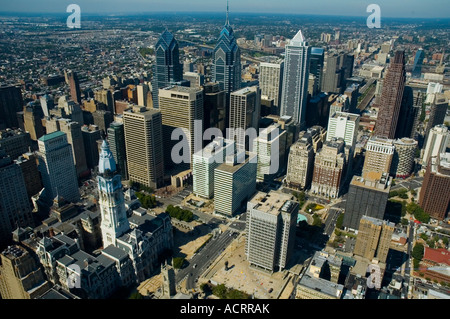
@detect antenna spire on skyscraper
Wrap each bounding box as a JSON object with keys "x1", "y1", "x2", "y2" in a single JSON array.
[{"x1": 226, "y1": 0, "x2": 230, "y2": 26}]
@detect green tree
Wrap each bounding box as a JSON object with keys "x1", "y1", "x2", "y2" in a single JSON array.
[
  {"x1": 413, "y1": 258, "x2": 421, "y2": 270},
  {"x1": 136, "y1": 192, "x2": 157, "y2": 209},
  {"x1": 412, "y1": 243, "x2": 424, "y2": 261},
  {"x1": 336, "y1": 213, "x2": 344, "y2": 230},
  {"x1": 406, "y1": 202, "x2": 430, "y2": 223},
  {"x1": 312, "y1": 214, "x2": 323, "y2": 227},
  {"x1": 293, "y1": 191, "x2": 306, "y2": 207},
  {"x1": 212, "y1": 284, "x2": 227, "y2": 299}
]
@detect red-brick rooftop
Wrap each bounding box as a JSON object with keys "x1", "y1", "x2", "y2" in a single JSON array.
[{"x1": 423, "y1": 247, "x2": 450, "y2": 266}]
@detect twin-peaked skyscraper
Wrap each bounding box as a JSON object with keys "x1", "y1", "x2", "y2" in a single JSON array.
[
  {"x1": 152, "y1": 29, "x2": 183, "y2": 109},
  {"x1": 212, "y1": 1, "x2": 241, "y2": 103}
]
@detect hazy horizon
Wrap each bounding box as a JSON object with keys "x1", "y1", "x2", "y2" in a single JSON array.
[{"x1": 0, "y1": 0, "x2": 449, "y2": 19}]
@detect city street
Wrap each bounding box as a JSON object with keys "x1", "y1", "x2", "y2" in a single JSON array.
[
  {"x1": 323, "y1": 207, "x2": 342, "y2": 236},
  {"x1": 176, "y1": 229, "x2": 239, "y2": 291}
]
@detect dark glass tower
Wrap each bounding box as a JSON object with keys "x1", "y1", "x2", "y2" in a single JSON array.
[
  {"x1": 375, "y1": 50, "x2": 406, "y2": 139},
  {"x1": 152, "y1": 29, "x2": 183, "y2": 109},
  {"x1": 412, "y1": 49, "x2": 425, "y2": 78},
  {"x1": 309, "y1": 47, "x2": 325, "y2": 97},
  {"x1": 107, "y1": 122, "x2": 128, "y2": 180},
  {"x1": 0, "y1": 85, "x2": 24, "y2": 130},
  {"x1": 212, "y1": 2, "x2": 241, "y2": 105}
]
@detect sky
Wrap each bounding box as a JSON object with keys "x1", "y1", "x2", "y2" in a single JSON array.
[{"x1": 0, "y1": 0, "x2": 449, "y2": 19}]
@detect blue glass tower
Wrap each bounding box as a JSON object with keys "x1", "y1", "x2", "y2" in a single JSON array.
[
  {"x1": 212, "y1": 1, "x2": 241, "y2": 101},
  {"x1": 309, "y1": 47, "x2": 325, "y2": 97},
  {"x1": 152, "y1": 29, "x2": 183, "y2": 109},
  {"x1": 412, "y1": 49, "x2": 425, "y2": 78}
]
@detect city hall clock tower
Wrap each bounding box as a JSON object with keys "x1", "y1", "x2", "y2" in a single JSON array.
[{"x1": 97, "y1": 140, "x2": 130, "y2": 248}]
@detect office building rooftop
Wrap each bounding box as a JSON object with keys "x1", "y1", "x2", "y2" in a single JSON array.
[{"x1": 249, "y1": 191, "x2": 296, "y2": 216}]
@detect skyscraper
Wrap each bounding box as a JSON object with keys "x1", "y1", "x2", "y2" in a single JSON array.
[
  {"x1": 46, "y1": 117, "x2": 89, "y2": 179},
  {"x1": 395, "y1": 86, "x2": 417, "y2": 139},
  {"x1": 280, "y1": 30, "x2": 310, "y2": 128},
  {"x1": 203, "y1": 82, "x2": 227, "y2": 136},
  {"x1": 286, "y1": 134, "x2": 315, "y2": 190},
  {"x1": 412, "y1": 49, "x2": 425, "y2": 78},
  {"x1": 322, "y1": 51, "x2": 343, "y2": 94},
  {"x1": 65, "y1": 70, "x2": 82, "y2": 105},
  {"x1": 152, "y1": 29, "x2": 183, "y2": 109},
  {"x1": 422, "y1": 125, "x2": 450, "y2": 168},
  {"x1": 311, "y1": 138, "x2": 346, "y2": 198},
  {"x1": 123, "y1": 106, "x2": 165, "y2": 189},
  {"x1": 158, "y1": 86, "x2": 204, "y2": 170},
  {"x1": 353, "y1": 216, "x2": 395, "y2": 264},
  {"x1": 252, "y1": 123, "x2": 287, "y2": 182},
  {"x1": 375, "y1": 50, "x2": 406, "y2": 139},
  {"x1": 424, "y1": 93, "x2": 448, "y2": 142},
  {"x1": 390, "y1": 138, "x2": 417, "y2": 179},
  {"x1": 212, "y1": 2, "x2": 241, "y2": 104},
  {"x1": 309, "y1": 47, "x2": 325, "y2": 97},
  {"x1": 214, "y1": 151, "x2": 257, "y2": 217},
  {"x1": 419, "y1": 152, "x2": 450, "y2": 221},
  {"x1": 81, "y1": 125, "x2": 102, "y2": 170},
  {"x1": 0, "y1": 85, "x2": 24, "y2": 130},
  {"x1": 0, "y1": 245, "x2": 50, "y2": 299},
  {"x1": 92, "y1": 110, "x2": 113, "y2": 136},
  {"x1": 0, "y1": 150, "x2": 33, "y2": 248},
  {"x1": 229, "y1": 86, "x2": 261, "y2": 151},
  {"x1": 246, "y1": 191, "x2": 299, "y2": 272},
  {"x1": 137, "y1": 83, "x2": 150, "y2": 108},
  {"x1": 326, "y1": 111, "x2": 360, "y2": 148},
  {"x1": 342, "y1": 54, "x2": 354, "y2": 82},
  {"x1": 193, "y1": 137, "x2": 235, "y2": 199},
  {"x1": 15, "y1": 152, "x2": 43, "y2": 200},
  {"x1": 107, "y1": 122, "x2": 128, "y2": 180},
  {"x1": 0, "y1": 128, "x2": 33, "y2": 160},
  {"x1": 36, "y1": 131, "x2": 80, "y2": 203},
  {"x1": 343, "y1": 172, "x2": 392, "y2": 231},
  {"x1": 23, "y1": 101, "x2": 45, "y2": 141},
  {"x1": 259, "y1": 61, "x2": 284, "y2": 113},
  {"x1": 363, "y1": 136, "x2": 395, "y2": 175}
]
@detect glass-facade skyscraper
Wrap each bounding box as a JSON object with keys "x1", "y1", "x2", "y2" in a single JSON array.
[
  {"x1": 212, "y1": 3, "x2": 241, "y2": 105},
  {"x1": 280, "y1": 30, "x2": 310, "y2": 129},
  {"x1": 309, "y1": 47, "x2": 324, "y2": 97},
  {"x1": 412, "y1": 49, "x2": 425, "y2": 78},
  {"x1": 152, "y1": 29, "x2": 183, "y2": 109}
]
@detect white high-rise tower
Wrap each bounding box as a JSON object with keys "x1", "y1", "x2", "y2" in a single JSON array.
[
  {"x1": 280, "y1": 30, "x2": 310, "y2": 129},
  {"x1": 97, "y1": 140, "x2": 130, "y2": 248}
]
